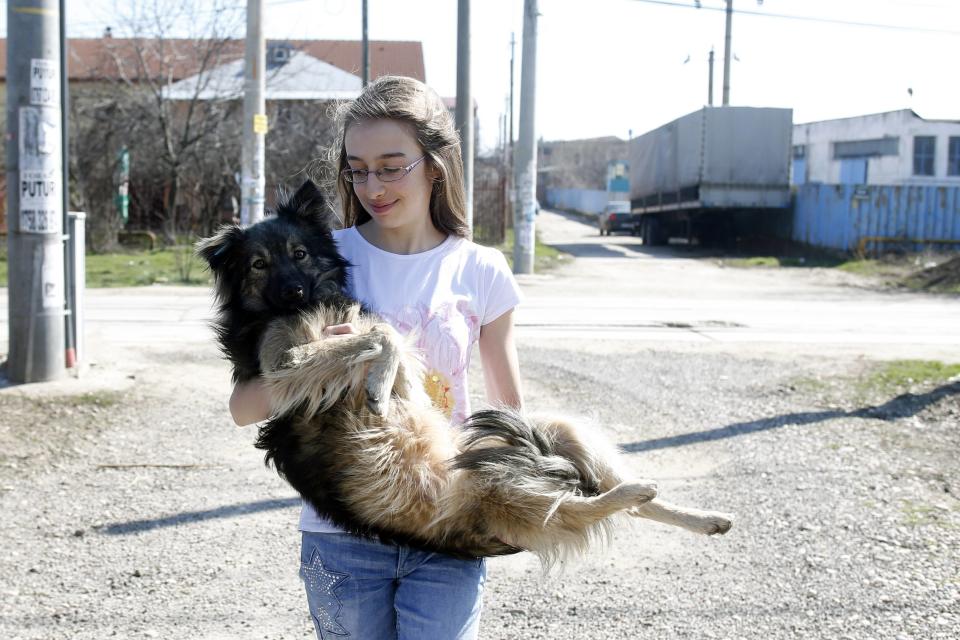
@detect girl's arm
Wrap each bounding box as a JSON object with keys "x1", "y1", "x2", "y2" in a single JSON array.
[
  {"x1": 478, "y1": 309, "x2": 523, "y2": 409},
  {"x1": 229, "y1": 378, "x2": 271, "y2": 426}
]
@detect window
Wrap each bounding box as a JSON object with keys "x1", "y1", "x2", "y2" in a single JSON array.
[
  {"x1": 834, "y1": 137, "x2": 898, "y2": 158},
  {"x1": 792, "y1": 144, "x2": 806, "y2": 159},
  {"x1": 949, "y1": 137, "x2": 960, "y2": 176},
  {"x1": 913, "y1": 136, "x2": 935, "y2": 176}
]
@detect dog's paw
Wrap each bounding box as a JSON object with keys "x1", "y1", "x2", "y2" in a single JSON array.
[
  {"x1": 365, "y1": 391, "x2": 391, "y2": 417},
  {"x1": 616, "y1": 481, "x2": 658, "y2": 506},
  {"x1": 701, "y1": 512, "x2": 733, "y2": 536}
]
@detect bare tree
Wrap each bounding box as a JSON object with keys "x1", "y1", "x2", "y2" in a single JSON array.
[
  {"x1": 97, "y1": 0, "x2": 244, "y2": 243},
  {"x1": 65, "y1": 1, "x2": 346, "y2": 247},
  {"x1": 264, "y1": 99, "x2": 339, "y2": 211}
]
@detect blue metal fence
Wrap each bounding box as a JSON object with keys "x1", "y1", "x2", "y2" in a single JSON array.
[
  {"x1": 545, "y1": 187, "x2": 611, "y2": 216},
  {"x1": 793, "y1": 184, "x2": 960, "y2": 253}
]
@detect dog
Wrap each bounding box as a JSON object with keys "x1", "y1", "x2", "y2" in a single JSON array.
[{"x1": 197, "y1": 180, "x2": 732, "y2": 565}]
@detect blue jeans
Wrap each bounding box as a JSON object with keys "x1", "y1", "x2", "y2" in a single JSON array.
[{"x1": 300, "y1": 532, "x2": 486, "y2": 640}]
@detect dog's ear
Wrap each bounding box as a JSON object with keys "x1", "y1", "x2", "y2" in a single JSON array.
[
  {"x1": 195, "y1": 225, "x2": 245, "y2": 272},
  {"x1": 277, "y1": 180, "x2": 337, "y2": 233}
]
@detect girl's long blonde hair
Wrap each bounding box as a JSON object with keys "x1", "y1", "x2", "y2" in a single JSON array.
[{"x1": 334, "y1": 76, "x2": 470, "y2": 238}]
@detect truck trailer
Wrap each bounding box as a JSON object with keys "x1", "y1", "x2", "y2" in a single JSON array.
[{"x1": 629, "y1": 106, "x2": 793, "y2": 246}]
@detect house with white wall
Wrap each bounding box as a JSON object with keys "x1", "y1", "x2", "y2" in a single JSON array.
[{"x1": 791, "y1": 109, "x2": 960, "y2": 186}]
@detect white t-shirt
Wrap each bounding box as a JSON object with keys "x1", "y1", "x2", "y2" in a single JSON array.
[{"x1": 298, "y1": 225, "x2": 523, "y2": 533}]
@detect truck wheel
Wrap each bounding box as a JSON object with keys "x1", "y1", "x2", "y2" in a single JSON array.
[{"x1": 646, "y1": 218, "x2": 666, "y2": 246}]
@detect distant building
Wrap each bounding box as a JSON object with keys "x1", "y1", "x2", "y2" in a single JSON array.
[
  {"x1": 537, "y1": 136, "x2": 628, "y2": 194},
  {"x1": 792, "y1": 109, "x2": 960, "y2": 186},
  {"x1": 537, "y1": 136, "x2": 629, "y2": 214}
]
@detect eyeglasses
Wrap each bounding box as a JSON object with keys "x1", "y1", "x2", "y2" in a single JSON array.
[{"x1": 341, "y1": 156, "x2": 426, "y2": 184}]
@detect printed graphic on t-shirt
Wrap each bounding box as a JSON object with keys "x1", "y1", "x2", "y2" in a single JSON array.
[
  {"x1": 379, "y1": 299, "x2": 481, "y2": 425},
  {"x1": 424, "y1": 369, "x2": 454, "y2": 418}
]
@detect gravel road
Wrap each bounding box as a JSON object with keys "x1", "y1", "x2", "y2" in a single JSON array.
[{"x1": 1, "y1": 217, "x2": 958, "y2": 639}]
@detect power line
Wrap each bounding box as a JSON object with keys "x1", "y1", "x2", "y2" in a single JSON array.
[{"x1": 628, "y1": 0, "x2": 960, "y2": 36}]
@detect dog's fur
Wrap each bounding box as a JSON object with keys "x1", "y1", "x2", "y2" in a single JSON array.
[{"x1": 197, "y1": 181, "x2": 732, "y2": 564}]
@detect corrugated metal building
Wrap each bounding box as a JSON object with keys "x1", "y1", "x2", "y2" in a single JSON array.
[
  {"x1": 791, "y1": 110, "x2": 960, "y2": 253},
  {"x1": 794, "y1": 184, "x2": 960, "y2": 254}
]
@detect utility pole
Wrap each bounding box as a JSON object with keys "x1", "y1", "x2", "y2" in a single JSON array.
[
  {"x1": 6, "y1": 0, "x2": 66, "y2": 382},
  {"x1": 509, "y1": 31, "x2": 516, "y2": 152},
  {"x1": 513, "y1": 0, "x2": 538, "y2": 275},
  {"x1": 362, "y1": 0, "x2": 369, "y2": 87},
  {"x1": 240, "y1": 0, "x2": 266, "y2": 225},
  {"x1": 708, "y1": 47, "x2": 715, "y2": 106},
  {"x1": 455, "y1": 0, "x2": 473, "y2": 231},
  {"x1": 722, "y1": 0, "x2": 732, "y2": 105}
]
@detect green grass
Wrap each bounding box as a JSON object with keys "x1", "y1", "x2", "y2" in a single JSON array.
[
  {"x1": 84, "y1": 248, "x2": 211, "y2": 287},
  {"x1": 722, "y1": 254, "x2": 955, "y2": 286},
  {"x1": 64, "y1": 391, "x2": 125, "y2": 408},
  {"x1": 859, "y1": 360, "x2": 960, "y2": 395},
  {"x1": 722, "y1": 255, "x2": 865, "y2": 270},
  {"x1": 2, "y1": 231, "x2": 568, "y2": 287},
  {"x1": 494, "y1": 228, "x2": 569, "y2": 272},
  {"x1": 900, "y1": 499, "x2": 953, "y2": 528},
  {"x1": 0, "y1": 245, "x2": 211, "y2": 288},
  {"x1": 724, "y1": 256, "x2": 782, "y2": 268}
]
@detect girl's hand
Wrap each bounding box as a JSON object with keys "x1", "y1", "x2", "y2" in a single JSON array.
[{"x1": 323, "y1": 323, "x2": 359, "y2": 337}]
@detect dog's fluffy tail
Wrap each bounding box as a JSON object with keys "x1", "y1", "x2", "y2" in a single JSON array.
[
  {"x1": 452, "y1": 408, "x2": 602, "y2": 497},
  {"x1": 448, "y1": 408, "x2": 629, "y2": 567}
]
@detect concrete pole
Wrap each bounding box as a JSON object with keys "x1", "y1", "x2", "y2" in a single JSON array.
[
  {"x1": 722, "y1": 0, "x2": 732, "y2": 106},
  {"x1": 513, "y1": 0, "x2": 538, "y2": 274},
  {"x1": 708, "y1": 47, "x2": 715, "y2": 106},
  {"x1": 362, "y1": 0, "x2": 369, "y2": 87},
  {"x1": 509, "y1": 31, "x2": 515, "y2": 151},
  {"x1": 455, "y1": 0, "x2": 474, "y2": 232},
  {"x1": 240, "y1": 0, "x2": 266, "y2": 225},
  {"x1": 6, "y1": 0, "x2": 66, "y2": 382}
]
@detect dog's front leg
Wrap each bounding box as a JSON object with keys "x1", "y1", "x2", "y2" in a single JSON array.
[{"x1": 261, "y1": 330, "x2": 386, "y2": 418}]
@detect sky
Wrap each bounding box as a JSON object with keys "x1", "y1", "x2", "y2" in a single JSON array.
[{"x1": 3, "y1": 0, "x2": 959, "y2": 153}]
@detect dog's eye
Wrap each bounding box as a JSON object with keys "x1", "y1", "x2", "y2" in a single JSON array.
[
  {"x1": 252, "y1": 259, "x2": 266, "y2": 270},
  {"x1": 293, "y1": 249, "x2": 307, "y2": 260}
]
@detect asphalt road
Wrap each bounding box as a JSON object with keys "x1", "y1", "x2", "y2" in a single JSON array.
[
  {"x1": 520, "y1": 210, "x2": 960, "y2": 360},
  {"x1": 2, "y1": 208, "x2": 958, "y2": 362}
]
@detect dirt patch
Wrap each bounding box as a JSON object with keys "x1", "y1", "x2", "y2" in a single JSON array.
[
  {"x1": 900, "y1": 254, "x2": 960, "y2": 292},
  {"x1": 0, "y1": 391, "x2": 123, "y2": 482}
]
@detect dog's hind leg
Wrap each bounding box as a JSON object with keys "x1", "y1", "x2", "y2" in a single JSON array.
[
  {"x1": 364, "y1": 324, "x2": 403, "y2": 416},
  {"x1": 629, "y1": 499, "x2": 733, "y2": 536},
  {"x1": 548, "y1": 481, "x2": 658, "y2": 527}
]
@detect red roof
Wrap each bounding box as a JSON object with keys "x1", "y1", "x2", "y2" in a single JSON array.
[{"x1": 0, "y1": 38, "x2": 425, "y2": 83}]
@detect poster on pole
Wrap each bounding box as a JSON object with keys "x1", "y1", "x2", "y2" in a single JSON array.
[
  {"x1": 41, "y1": 245, "x2": 65, "y2": 310},
  {"x1": 30, "y1": 58, "x2": 60, "y2": 107},
  {"x1": 18, "y1": 106, "x2": 63, "y2": 234}
]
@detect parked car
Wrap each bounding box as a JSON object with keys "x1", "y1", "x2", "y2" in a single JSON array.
[{"x1": 598, "y1": 201, "x2": 634, "y2": 235}]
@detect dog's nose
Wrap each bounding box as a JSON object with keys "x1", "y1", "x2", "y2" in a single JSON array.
[{"x1": 282, "y1": 286, "x2": 305, "y2": 302}]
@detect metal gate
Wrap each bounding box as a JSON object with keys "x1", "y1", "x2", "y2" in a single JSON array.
[{"x1": 472, "y1": 162, "x2": 510, "y2": 246}]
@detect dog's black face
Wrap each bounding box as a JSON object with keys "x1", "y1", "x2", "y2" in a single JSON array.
[{"x1": 197, "y1": 180, "x2": 350, "y2": 315}]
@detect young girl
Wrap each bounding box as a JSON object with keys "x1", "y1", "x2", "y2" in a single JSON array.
[{"x1": 229, "y1": 76, "x2": 524, "y2": 639}]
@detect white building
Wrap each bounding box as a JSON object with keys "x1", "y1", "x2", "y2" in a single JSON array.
[{"x1": 791, "y1": 109, "x2": 960, "y2": 186}]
